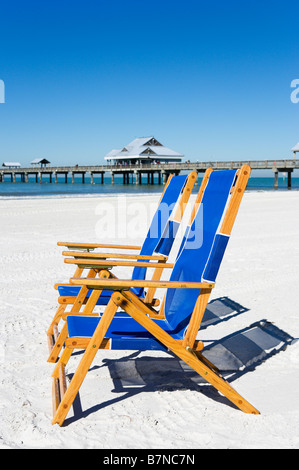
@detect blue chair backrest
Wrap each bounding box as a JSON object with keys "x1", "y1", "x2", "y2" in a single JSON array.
[
  {"x1": 164, "y1": 170, "x2": 237, "y2": 332},
  {"x1": 131, "y1": 174, "x2": 188, "y2": 295}
]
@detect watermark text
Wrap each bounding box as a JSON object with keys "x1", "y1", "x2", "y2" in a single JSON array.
[
  {"x1": 290, "y1": 79, "x2": 299, "y2": 103},
  {"x1": 94, "y1": 196, "x2": 203, "y2": 250}
]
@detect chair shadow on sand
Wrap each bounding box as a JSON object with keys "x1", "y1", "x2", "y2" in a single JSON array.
[{"x1": 65, "y1": 297, "x2": 298, "y2": 424}]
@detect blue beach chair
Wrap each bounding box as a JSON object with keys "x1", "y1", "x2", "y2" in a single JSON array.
[
  {"x1": 47, "y1": 172, "x2": 197, "y2": 362},
  {"x1": 52, "y1": 165, "x2": 260, "y2": 426}
]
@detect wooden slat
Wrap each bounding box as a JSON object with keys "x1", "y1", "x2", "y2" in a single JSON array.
[
  {"x1": 172, "y1": 170, "x2": 197, "y2": 223},
  {"x1": 62, "y1": 251, "x2": 167, "y2": 261},
  {"x1": 47, "y1": 305, "x2": 66, "y2": 336},
  {"x1": 64, "y1": 258, "x2": 174, "y2": 269},
  {"x1": 59, "y1": 365, "x2": 67, "y2": 400},
  {"x1": 65, "y1": 337, "x2": 202, "y2": 352},
  {"x1": 220, "y1": 165, "x2": 251, "y2": 236},
  {"x1": 52, "y1": 347, "x2": 73, "y2": 379},
  {"x1": 65, "y1": 337, "x2": 111, "y2": 349},
  {"x1": 47, "y1": 333, "x2": 55, "y2": 354},
  {"x1": 182, "y1": 288, "x2": 212, "y2": 349},
  {"x1": 52, "y1": 378, "x2": 60, "y2": 416},
  {"x1": 189, "y1": 168, "x2": 213, "y2": 225},
  {"x1": 58, "y1": 295, "x2": 159, "y2": 308},
  {"x1": 54, "y1": 282, "x2": 72, "y2": 290},
  {"x1": 58, "y1": 296, "x2": 88, "y2": 305},
  {"x1": 144, "y1": 261, "x2": 165, "y2": 304},
  {"x1": 48, "y1": 323, "x2": 69, "y2": 363},
  {"x1": 70, "y1": 277, "x2": 214, "y2": 290},
  {"x1": 53, "y1": 324, "x2": 59, "y2": 342},
  {"x1": 57, "y1": 242, "x2": 142, "y2": 250}
]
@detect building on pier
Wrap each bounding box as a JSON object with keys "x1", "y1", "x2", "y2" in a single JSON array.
[
  {"x1": 2, "y1": 162, "x2": 21, "y2": 168},
  {"x1": 105, "y1": 136, "x2": 184, "y2": 165},
  {"x1": 30, "y1": 158, "x2": 51, "y2": 168}
]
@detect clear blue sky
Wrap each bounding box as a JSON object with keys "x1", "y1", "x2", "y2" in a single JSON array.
[{"x1": 1, "y1": 0, "x2": 299, "y2": 166}]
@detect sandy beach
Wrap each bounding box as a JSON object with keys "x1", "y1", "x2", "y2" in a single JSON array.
[{"x1": 0, "y1": 190, "x2": 298, "y2": 449}]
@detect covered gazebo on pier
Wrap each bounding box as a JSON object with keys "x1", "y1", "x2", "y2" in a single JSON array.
[
  {"x1": 30, "y1": 158, "x2": 51, "y2": 168},
  {"x1": 105, "y1": 136, "x2": 184, "y2": 166}
]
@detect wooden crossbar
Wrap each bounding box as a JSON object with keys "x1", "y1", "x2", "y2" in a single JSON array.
[
  {"x1": 70, "y1": 278, "x2": 215, "y2": 290},
  {"x1": 57, "y1": 242, "x2": 142, "y2": 250},
  {"x1": 62, "y1": 251, "x2": 168, "y2": 261},
  {"x1": 64, "y1": 258, "x2": 174, "y2": 269}
]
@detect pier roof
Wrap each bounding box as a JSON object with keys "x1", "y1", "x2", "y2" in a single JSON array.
[
  {"x1": 31, "y1": 158, "x2": 51, "y2": 165},
  {"x1": 105, "y1": 136, "x2": 183, "y2": 162},
  {"x1": 2, "y1": 162, "x2": 21, "y2": 168}
]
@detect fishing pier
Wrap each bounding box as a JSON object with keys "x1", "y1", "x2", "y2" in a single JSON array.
[{"x1": 1, "y1": 159, "x2": 298, "y2": 189}]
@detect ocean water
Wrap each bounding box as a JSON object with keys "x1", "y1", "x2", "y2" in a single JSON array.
[{"x1": 0, "y1": 174, "x2": 298, "y2": 198}]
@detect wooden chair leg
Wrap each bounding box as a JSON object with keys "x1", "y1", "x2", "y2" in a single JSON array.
[
  {"x1": 47, "y1": 304, "x2": 66, "y2": 336},
  {"x1": 48, "y1": 321, "x2": 69, "y2": 363},
  {"x1": 52, "y1": 346, "x2": 73, "y2": 416},
  {"x1": 52, "y1": 297, "x2": 118, "y2": 426},
  {"x1": 182, "y1": 288, "x2": 212, "y2": 349},
  {"x1": 47, "y1": 305, "x2": 67, "y2": 354}
]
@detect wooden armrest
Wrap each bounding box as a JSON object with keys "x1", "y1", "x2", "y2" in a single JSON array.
[
  {"x1": 54, "y1": 282, "x2": 72, "y2": 290},
  {"x1": 62, "y1": 251, "x2": 167, "y2": 261},
  {"x1": 57, "y1": 242, "x2": 142, "y2": 251},
  {"x1": 69, "y1": 278, "x2": 215, "y2": 290},
  {"x1": 64, "y1": 258, "x2": 174, "y2": 269}
]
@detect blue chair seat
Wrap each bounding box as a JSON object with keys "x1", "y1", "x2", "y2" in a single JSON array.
[{"x1": 67, "y1": 313, "x2": 186, "y2": 351}]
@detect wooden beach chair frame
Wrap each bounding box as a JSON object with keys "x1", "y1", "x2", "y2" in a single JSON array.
[
  {"x1": 51, "y1": 165, "x2": 260, "y2": 426},
  {"x1": 47, "y1": 172, "x2": 198, "y2": 362}
]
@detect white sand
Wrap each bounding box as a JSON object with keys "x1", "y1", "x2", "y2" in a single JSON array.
[{"x1": 0, "y1": 190, "x2": 298, "y2": 449}]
